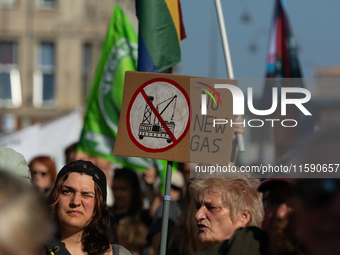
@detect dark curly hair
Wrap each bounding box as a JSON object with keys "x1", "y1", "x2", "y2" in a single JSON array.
[{"x1": 47, "y1": 160, "x2": 114, "y2": 255}]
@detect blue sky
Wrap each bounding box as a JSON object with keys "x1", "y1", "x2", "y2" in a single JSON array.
[{"x1": 177, "y1": 0, "x2": 340, "y2": 96}]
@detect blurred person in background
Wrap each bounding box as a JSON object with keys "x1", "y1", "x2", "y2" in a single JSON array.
[
  {"x1": 258, "y1": 178, "x2": 305, "y2": 255},
  {"x1": 46, "y1": 160, "x2": 131, "y2": 255},
  {"x1": 295, "y1": 179, "x2": 340, "y2": 255},
  {"x1": 93, "y1": 156, "x2": 115, "y2": 206},
  {"x1": 0, "y1": 146, "x2": 31, "y2": 181},
  {"x1": 142, "y1": 167, "x2": 161, "y2": 219},
  {"x1": 147, "y1": 170, "x2": 186, "y2": 255},
  {"x1": 0, "y1": 170, "x2": 53, "y2": 255},
  {"x1": 293, "y1": 124, "x2": 340, "y2": 255},
  {"x1": 169, "y1": 170, "x2": 185, "y2": 202},
  {"x1": 111, "y1": 167, "x2": 151, "y2": 227},
  {"x1": 178, "y1": 162, "x2": 198, "y2": 190},
  {"x1": 117, "y1": 217, "x2": 149, "y2": 255},
  {"x1": 190, "y1": 175, "x2": 267, "y2": 255},
  {"x1": 29, "y1": 156, "x2": 57, "y2": 197},
  {"x1": 167, "y1": 189, "x2": 208, "y2": 255},
  {"x1": 64, "y1": 142, "x2": 78, "y2": 164}
]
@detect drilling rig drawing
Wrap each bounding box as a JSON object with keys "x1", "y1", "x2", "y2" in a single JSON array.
[{"x1": 138, "y1": 95, "x2": 177, "y2": 143}]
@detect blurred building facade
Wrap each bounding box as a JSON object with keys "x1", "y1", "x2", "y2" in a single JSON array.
[
  {"x1": 311, "y1": 66, "x2": 340, "y2": 129},
  {"x1": 0, "y1": 0, "x2": 136, "y2": 134}
]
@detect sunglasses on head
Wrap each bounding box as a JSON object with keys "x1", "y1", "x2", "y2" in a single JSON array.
[
  {"x1": 297, "y1": 179, "x2": 340, "y2": 208},
  {"x1": 171, "y1": 185, "x2": 182, "y2": 191}
]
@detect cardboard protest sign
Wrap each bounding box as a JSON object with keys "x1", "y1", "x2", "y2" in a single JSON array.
[
  {"x1": 113, "y1": 71, "x2": 237, "y2": 165},
  {"x1": 189, "y1": 77, "x2": 236, "y2": 165}
]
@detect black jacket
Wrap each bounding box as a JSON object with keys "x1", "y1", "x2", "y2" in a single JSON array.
[
  {"x1": 194, "y1": 227, "x2": 268, "y2": 255},
  {"x1": 45, "y1": 238, "x2": 71, "y2": 255}
]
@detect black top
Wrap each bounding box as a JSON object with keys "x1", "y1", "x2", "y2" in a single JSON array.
[{"x1": 194, "y1": 227, "x2": 268, "y2": 255}]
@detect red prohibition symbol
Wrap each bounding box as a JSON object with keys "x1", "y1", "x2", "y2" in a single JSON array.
[{"x1": 126, "y1": 78, "x2": 190, "y2": 153}]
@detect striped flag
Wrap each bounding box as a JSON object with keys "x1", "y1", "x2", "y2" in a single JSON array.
[
  {"x1": 137, "y1": 0, "x2": 186, "y2": 73},
  {"x1": 265, "y1": 0, "x2": 301, "y2": 78},
  {"x1": 136, "y1": 0, "x2": 186, "y2": 190},
  {"x1": 261, "y1": 0, "x2": 312, "y2": 159}
]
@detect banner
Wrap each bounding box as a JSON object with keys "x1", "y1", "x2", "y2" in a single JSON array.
[
  {"x1": 0, "y1": 109, "x2": 83, "y2": 171},
  {"x1": 77, "y1": 6, "x2": 138, "y2": 162},
  {"x1": 261, "y1": 0, "x2": 312, "y2": 159},
  {"x1": 77, "y1": 6, "x2": 174, "y2": 189},
  {"x1": 137, "y1": 0, "x2": 186, "y2": 72}
]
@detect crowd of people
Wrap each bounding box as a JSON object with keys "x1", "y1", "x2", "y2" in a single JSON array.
[{"x1": 0, "y1": 124, "x2": 339, "y2": 255}]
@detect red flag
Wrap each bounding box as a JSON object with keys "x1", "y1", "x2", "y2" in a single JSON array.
[{"x1": 261, "y1": 0, "x2": 309, "y2": 159}]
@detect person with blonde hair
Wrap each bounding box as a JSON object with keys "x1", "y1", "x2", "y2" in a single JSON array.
[{"x1": 190, "y1": 173, "x2": 267, "y2": 255}]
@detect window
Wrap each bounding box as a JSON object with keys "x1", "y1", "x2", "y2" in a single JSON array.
[
  {"x1": 0, "y1": 41, "x2": 22, "y2": 108},
  {"x1": 0, "y1": 0, "x2": 17, "y2": 8},
  {"x1": 36, "y1": 0, "x2": 56, "y2": 8},
  {"x1": 2, "y1": 113, "x2": 17, "y2": 133},
  {"x1": 82, "y1": 43, "x2": 92, "y2": 101},
  {"x1": 33, "y1": 42, "x2": 55, "y2": 107}
]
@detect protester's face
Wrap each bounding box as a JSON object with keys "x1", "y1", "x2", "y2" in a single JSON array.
[
  {"x1": 262, "y1": 183, "x2": 300, "y2": 255},
  {"x1": 262, "y1": 183, "x2": 294, "y2": 233},
  {"x1": 170, "y1": 185, "x2": 182, "y2": 201},
  {"x1": 57, "y1": 173, "x2": 95, "y2": 234},
  {"x1": 195, "y1": 187, "x2": 241, "y2": 247},
  {"x1": 113, "y1": 179, "x2": 132, "y2": 211},
  {"x1": 30, "y1": 161, "x2": 52, "y2": 193},
  {"x1": 182, "y1": 163, "x2": 198, "y2": 184}
]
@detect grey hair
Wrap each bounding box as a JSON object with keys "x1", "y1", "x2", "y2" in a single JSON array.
[{"x1": 189, "y1": 174, "x2": 264, "y2": 227}]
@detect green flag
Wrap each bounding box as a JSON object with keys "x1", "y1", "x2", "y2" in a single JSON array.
[
  {"x1": 77, "y1": 6, "x2": 137, "y2": 161},
  {"x1": 77, "y1": 6, "x2": 172, "y2": 190}
]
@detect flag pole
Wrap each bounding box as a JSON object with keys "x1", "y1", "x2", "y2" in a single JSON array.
[
  {"x1": 214, "y1": 0, "x2": 245, "y2": 152},
  {"x1": 159, "y1": 160, "x2": 173, "y2": 255}
]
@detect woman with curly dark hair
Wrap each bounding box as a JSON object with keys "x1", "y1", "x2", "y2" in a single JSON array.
[{"x1": 46, "y1": 160, "x2": 131, "y2": 255}]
